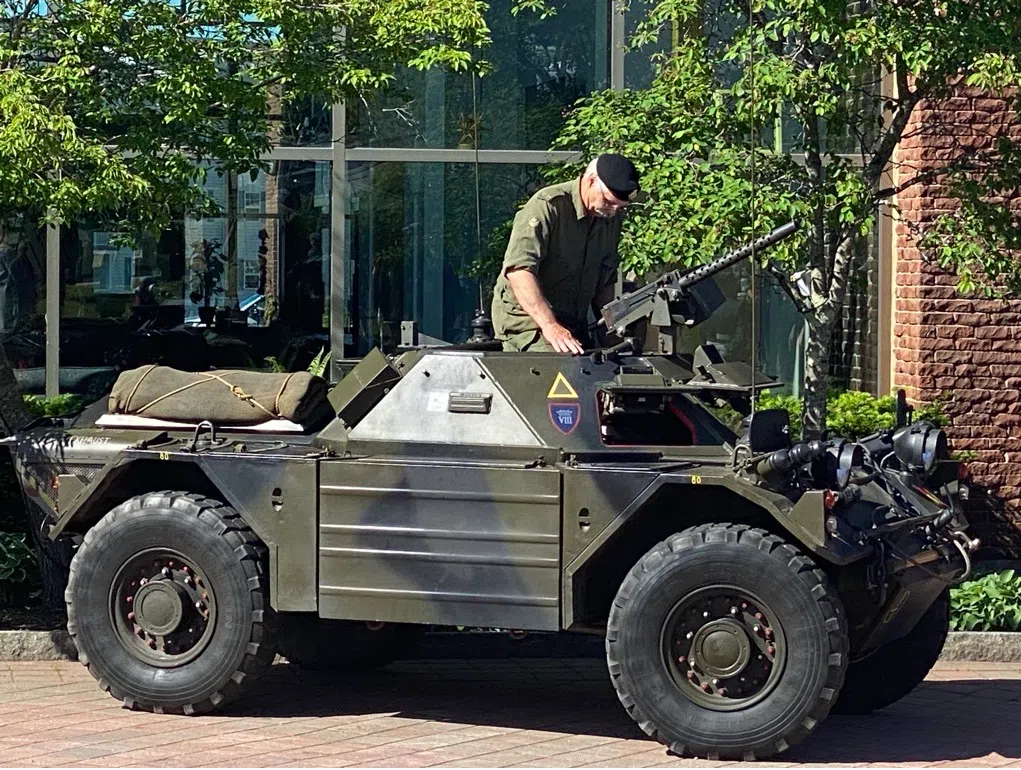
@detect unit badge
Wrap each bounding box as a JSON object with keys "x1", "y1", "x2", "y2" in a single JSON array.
[{"x1": 549, "y1": 402, "x2": 580, "y2": 434}]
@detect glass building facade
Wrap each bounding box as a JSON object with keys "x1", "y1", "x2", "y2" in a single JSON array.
[{"x1": 1, "y1": 0, "x2": 822, "y2": 401}]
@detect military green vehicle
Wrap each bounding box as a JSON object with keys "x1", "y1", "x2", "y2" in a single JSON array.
[{"x1": 3, "y1": 221, "x2": 976, "y2": 760}]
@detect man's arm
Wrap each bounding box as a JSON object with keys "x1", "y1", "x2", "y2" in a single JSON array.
[{"x1": 506, "y1": 268, "x2": 585, "y2": 354}]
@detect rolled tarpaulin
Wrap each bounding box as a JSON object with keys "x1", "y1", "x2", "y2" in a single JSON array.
[{"x1": 107, "y1": 365, "x2": 332, "y2": 426}]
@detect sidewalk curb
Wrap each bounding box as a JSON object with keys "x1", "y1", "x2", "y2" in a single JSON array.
[{"x1": 2, "y1": 629, "x2": 1021, "y2": 663}]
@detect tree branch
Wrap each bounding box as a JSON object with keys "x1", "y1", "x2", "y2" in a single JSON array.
[{"x1": 865, "y1": 57, "x2": 923, "y2": 186}]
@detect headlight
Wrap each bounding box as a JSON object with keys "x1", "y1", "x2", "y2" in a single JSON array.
[{"x1": 892, "y1": 421, "x2": 948, "y2": 474}]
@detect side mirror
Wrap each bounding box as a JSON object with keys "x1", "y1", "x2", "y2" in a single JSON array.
[{"x1": 748, "y1": 409, "x2": 792, "y2": 453}]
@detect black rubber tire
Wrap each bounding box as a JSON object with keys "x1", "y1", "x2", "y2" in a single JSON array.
[
  {"x1": 278, "y1": 616, "x2": 424, "y2": 671},
  {"x1": 832, "y1": 588, "x2": 950, "y2": 715},
  {"x1": 606, "y1": 523, "x2": 849, "y2": 761},
  {"x1": 65, "y1": 491, "x2": 277, "y2": 715}
]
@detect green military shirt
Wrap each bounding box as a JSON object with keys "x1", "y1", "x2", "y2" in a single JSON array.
[{"x1": 491, "y1": 179, "x2": 623, "y2": 351}]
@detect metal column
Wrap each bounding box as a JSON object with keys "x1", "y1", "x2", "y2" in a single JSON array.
[{"x1": 45, "y1": 217, "x2": 60, "y2": 398}]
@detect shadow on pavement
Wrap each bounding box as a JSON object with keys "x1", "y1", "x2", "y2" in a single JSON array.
[{"x1": 225, "y1": 658, "x2": 1021, "y2": 765}]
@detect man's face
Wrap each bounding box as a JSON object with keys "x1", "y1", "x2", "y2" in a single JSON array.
[{"x1": 585, "y1": 175, "x2": 630, "y2": 218}]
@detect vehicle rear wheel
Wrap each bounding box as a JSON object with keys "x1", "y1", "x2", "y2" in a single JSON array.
[
  {"x1": 607, "y1": 523, "x2": 848, "y2": 761},
  {"x1": 278, "y1": 616, "x2": 425, "y2": 671},
  {"x1": 65, "y1": 491, "x2": 276, "y2": 715},
  {"x1": 832, "y1": 588, "x2": 950, "y2": 714}
]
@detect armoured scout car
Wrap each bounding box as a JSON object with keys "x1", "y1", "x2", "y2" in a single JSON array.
[{"x1": 3, "y1": 222, "x2": 976, "y2": 760}]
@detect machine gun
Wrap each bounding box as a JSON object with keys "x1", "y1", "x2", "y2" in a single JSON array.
[{"x1": 596, "y1": 220, "x2": 800, "y2": 355}]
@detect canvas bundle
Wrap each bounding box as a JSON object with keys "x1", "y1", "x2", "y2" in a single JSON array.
[{"x1": 108, "y1": 365, "x2": 332, "y2": 426}]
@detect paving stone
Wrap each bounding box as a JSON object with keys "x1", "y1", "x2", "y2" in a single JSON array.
[{"x1": 1, "y1": 660, "x2": 1021, "y2": 767}]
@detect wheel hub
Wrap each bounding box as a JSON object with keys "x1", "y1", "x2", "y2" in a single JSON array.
[
  {"x1": 690, "y1": 620, "x2": 752, "y2": 679},
  {"x1": 110, "y1": 550, "x2": 216, "y2": 668},
  {"x1": 662, "y1": 586, "x2": 787, "y2": 712},
  {"x1": 133, "y1": 580, "x2": 188, "y2": 637}
]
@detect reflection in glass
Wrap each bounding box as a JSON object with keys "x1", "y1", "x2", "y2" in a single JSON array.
[
  {"x1": 57, "y1": 161, "x2": 332, "y2": 382},
  {"x1": 346, "y1": 0, "x2": 609, "y2": 150},
  {"x1": 346, "y1": 161, "x2": 544, "y2": 354},
  {"x1": 269, "y1": 85, "x2": 334, "y2": 147},
  {"x1": 1, "y1": 220, "x2": 48, "y2": 393}
]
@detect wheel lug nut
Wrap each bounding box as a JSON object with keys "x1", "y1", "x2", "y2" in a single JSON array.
[
  {"x1": 712, "y1": 678, "x2": 719, "y2": 686},
  {"x1": 678, "y1": 656, "x2": 686, "y2": 664},
  {"x1": 718, "y1": 688, "x2": 728, "y2": 697},
  {"x1": 701, "y1": 683, "x2": 712, "y2": 693},
  {"x1": 755, "y1": 612, "x2": 764, "y2": 620},
  {"x1": 767, "y1": 645, "x2": 776, "y2": 656},
  {"x1": 686, "y1": 632, "x2": 693, "y2": 640},
  {"x1": 136, "y1": 628, "x2": 145, "y2": 638},
  {"x1": 753, "y1": 624, "x2": 761, "y2": 633},
  {"x1": 741, "y1": 603, "x2": 748, "y2": 609},
  {"x1": 182, "y1": 565, "x2": 190, "y2": 573},
  {"x1": 184, "y1": 577, "x2": 194, "y2": 586},
  {"x1": 730, "y1": 606, "x2": 738, "y2": 615},
  {"x1": 195, "y1": 601, "x2": 205, "y2": 611},
  {"x1": 161, "y1": 567, "x2": 172, "y2": 578},
  {"x1": 702, "y1": 611, "x2": 710, "y2": 618},
  {"x1": 139, "y1": 578, "x2": 147, "y2": 585},
  {"x1": 125, "y1": 596, "x2": 133, "y2": 604},
  {"x1": 127, "y1": 612, "x2": 135, "y2": 622},
  {"x1": 686, "y1": 671, "x2": 697, "y2": 681}
]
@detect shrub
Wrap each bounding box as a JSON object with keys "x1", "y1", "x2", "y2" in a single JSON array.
[
  {"x1": 950, "y1": 569, "x2": 1021, "y2": 632},
  {"x1": 23, "y1": 393, "x2": 83, "y2": 419},
  {"x1": 0, "y1": 532, "x2": 38, "y2": 606},
  {"x1": 755, "y1": 389, "x2": 951, "y2": 441}
]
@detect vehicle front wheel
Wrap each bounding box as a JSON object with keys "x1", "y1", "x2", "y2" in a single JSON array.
[
  {"x1": 832, "y1": 588, "x2": 950, "y2": 715},
  {"x1": 65, "y1": 491, "x2": 277, "y2": 714},
  {"x1": 607, "y1": 523, "x2": 849, "y2": 761}
]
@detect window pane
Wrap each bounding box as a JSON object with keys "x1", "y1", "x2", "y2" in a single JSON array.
[
  {"x1": 346, "y1": 0, "x2": 610, "y2": 150},
  {"x1": 57, "y1": 161, "x2": 332, "y2": 386},
  {"x1": 1, "y1": 220, "x2": 48, "y2": 394},
  {"x1": 269, "y1": 85, "x2": 333, "y2": 147},
  {"x1": 345, "y1": 161, "x2": 545, "y2": 353}
]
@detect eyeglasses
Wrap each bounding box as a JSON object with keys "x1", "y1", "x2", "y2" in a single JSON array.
[{"x1": 594, "y1": 177, "x2": 630, "y2": 213}]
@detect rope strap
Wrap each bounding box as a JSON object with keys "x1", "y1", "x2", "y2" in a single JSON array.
[{"x1": 127, "y1": 369, "x2": 280, "y2": 420}]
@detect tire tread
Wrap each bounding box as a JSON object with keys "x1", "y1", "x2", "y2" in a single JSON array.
[
  {"x1": 65, "y1": 490, "x2": 276, "y2": 716},
  {"x1": 605, "y1": 522, "x2": 848, "y2": 761}
]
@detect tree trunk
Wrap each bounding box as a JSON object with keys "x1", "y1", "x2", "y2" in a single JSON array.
[
  {"x1": 0, "y1": 340, "x2": 74, "y2": 608},
  {"x1": 802, "y1": 313, "x2": 834, "y2": 440}
]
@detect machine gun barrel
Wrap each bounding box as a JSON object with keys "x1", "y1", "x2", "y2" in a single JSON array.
[
  {"x1": 596, "y1": 220, "x2": 799, "y2": 336},
  {"x1": 675, "y1": 220, "x2": 799, "y2": 290}
]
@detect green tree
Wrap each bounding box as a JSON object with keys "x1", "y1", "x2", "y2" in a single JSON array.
[
  {"x1": 0, "y1": 0, "x2": 493, "y2": 603},
  {"x1": 548, "y1": 0, "x2": 1021, "y2": 437}
]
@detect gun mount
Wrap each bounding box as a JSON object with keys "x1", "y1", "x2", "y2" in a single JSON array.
[{"x1": 597, "y1": 220, "x2": 800, "y2": 355}]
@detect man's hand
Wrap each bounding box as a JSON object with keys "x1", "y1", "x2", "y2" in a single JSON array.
[
  {"x1": 541, "y1": 321, "x2": 585, "y2": 355},
  {"x1": 506, "y1": 268, "x2": 585, "y2": 355}
]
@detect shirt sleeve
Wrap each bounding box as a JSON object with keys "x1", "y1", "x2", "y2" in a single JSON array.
[{"x1": 501, "y1": 197, "x2": 554, "y2": 276}]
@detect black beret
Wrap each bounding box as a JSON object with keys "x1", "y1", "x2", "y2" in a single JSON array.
[{"x1": 596, "y1": 153, "x2": 641, "y2": 201}]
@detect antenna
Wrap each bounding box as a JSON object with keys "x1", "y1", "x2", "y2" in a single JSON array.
[
  {"x1": 468, "y1": 62, "x2": 494, "y2": 344},
  {"x1": 748, "y1": 0, "x2": 758, "y2": 416}
]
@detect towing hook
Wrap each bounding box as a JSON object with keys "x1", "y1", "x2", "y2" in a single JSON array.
[{"x1": 954, "y1": 530, "x2": 981, "y2": 553}]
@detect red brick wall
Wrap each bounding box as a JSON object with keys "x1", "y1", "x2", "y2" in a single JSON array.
[{"x1": 893, "y1": 89, "x2": 1021, "y2": 553}]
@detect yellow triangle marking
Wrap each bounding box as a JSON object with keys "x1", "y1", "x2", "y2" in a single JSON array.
[{"x1": 547, "y1": 372, "x2": 579, "y2": 400}]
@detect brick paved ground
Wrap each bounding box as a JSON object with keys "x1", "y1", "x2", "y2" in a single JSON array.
[{"x1": 1, "y1": 658, "x2": 1020, "y2": 768}]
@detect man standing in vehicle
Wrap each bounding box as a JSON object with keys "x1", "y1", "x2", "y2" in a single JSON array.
[{"x1": 491, "y1": 153, "x2": 641, "y2": 354}]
